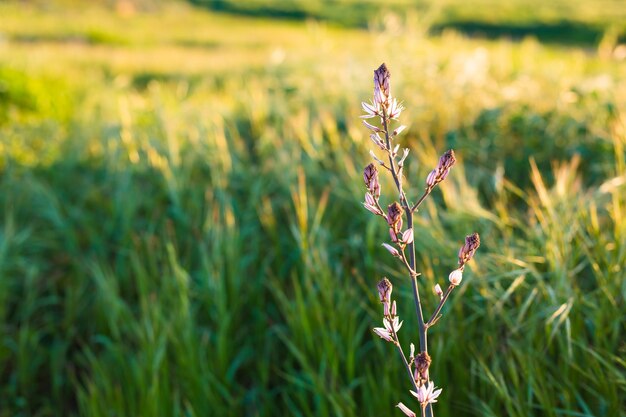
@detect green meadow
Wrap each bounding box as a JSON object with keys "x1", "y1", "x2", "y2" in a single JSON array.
[{"x1": 0, "y1": 1, "x2": 625, "y2": 416}]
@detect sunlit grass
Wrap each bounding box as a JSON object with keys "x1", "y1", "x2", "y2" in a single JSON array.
[{"x1": 0, "y1": 2, "x2": 625, "y2": 417}]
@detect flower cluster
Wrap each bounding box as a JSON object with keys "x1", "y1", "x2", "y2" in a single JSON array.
[
  {"x1": 362, "y1": 64, "x2": 405, "y2": 120},
  {"x1": 373, "y1": 278, "x2": 402, "y2": 343},
  {"x1": 397, "y1": 381, "x2": 443, "y2": 416}
]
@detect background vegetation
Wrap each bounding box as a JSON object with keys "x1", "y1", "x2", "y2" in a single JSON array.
[{"x1": 1, "y1": 1, "x2": 625, "y2": 416}]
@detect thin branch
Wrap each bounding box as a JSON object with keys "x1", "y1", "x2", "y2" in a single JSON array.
[
  {"x1": 390, "y1": 327, "x2": 419, "y2": 393},
  {"x1": 398, "y1": 247, "x2": 419, "y2": 277},
  {"x1": 425, "y1": 286, "x2": 455, "y2": 328},
  {"x1": 411, "y1": 189, "x2": 432, "y2": 213}
]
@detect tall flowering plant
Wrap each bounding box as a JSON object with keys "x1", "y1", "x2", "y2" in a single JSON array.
[{"x1": 361, "y1": 63, "x2": 481, "y2": 417}]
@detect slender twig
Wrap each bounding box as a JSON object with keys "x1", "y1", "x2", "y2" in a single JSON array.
[
  {"x1": 398, "y1": 247, "x2": 419, "y2": 277},
  {"x1": 411, "y1": 189, "x2": 432, "y2": 213},
  {"x1": 390, "y1": 326, "x2": 419, "y2": 393},
  {"x1": 425, "y1": 286, "x2": 455, "y2": 328}
]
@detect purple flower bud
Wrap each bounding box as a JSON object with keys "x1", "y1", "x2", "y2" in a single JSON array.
[
  {"x1": 414, "y1": 352, "x2": 432, "y2": 383},
  {"x1": 458, "y1": 232, "x2": 480, "y2": 268},
  {"x1": 377, "y1": 278, "x2": 393, "y2": 303},
  {"x1": 426, "y1": 149, "x2": 456, "y2": 189},
  {"x1": 387, "y1": 202, "x2": 403, "y2": 233},
  {"x1": 363, "y1": 163, "x2": 381, "y2": 198},
  {"x1": 390, "y1": 228, "x2": 398, "y2": 242},
  {"x1": 373, "y1": 63, "x2": 390, "y2": 106},
  {"x1": 391, "y1": 300, "x2": 397, "y2": 316},
  {"x1": 426, "y1": 169, "x2": 438, "y2": 187}
]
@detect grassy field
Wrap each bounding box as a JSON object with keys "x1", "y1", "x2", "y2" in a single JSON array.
[{"x1": 1, "y1": 1, "x2": 626, "y2": 417}]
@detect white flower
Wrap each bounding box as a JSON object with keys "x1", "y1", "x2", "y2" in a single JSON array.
[
  {"x1": 373, "y1": 327, "x2": 393, "y2": 342},
  {"x1": 361, "y1": 101, "x2": 380, "y2": 118},
  {"x1": 387, "y1": 98, "x2": 404, "y2": 119},
  {"x1": 382, "y1": 243, "x2": 401, "y2": 257},
  {"x1": 410, "y1": 381, "x2": 443, "y2": 406},
  {"x1": 393, "y1": 125, "x2": 407, "y2": 136},
  {"x1": 398, "y1": 148, "x2": 410, "y2": 167},
  {"x1": 373, "y1": 316, "x2": 403, "y2": 342},
  {"x1": 448, "y1": 268, "x2": 463, "y2": 286},
  {"x1": 396, "y1": 402, "x2": 416, "y2": 417}
]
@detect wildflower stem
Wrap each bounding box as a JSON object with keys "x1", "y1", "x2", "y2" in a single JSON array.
[
  {"x1": 382, "y1": 111, "x2": 430, "y2": 417},
  {"x1": 405, "y1": 214, "x2": 427, "y2": 352}
]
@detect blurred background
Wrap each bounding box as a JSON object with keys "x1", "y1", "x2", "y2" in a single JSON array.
[{"x1": 1, "y1": 0, "x2": 625, "y2": 416}]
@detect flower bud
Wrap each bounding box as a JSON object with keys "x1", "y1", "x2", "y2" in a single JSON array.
[
  {"x1": 391, "y1": 300, "x2": 397, "y2": 317},
  {"x1": 434, "y1": 283, "x2": 443, "y2": 299},
  {"x1": 377, "y1": 278, "x2": 393, "y2": 304},
  {"x1": 426, "y1": 149, "x2": 456, "y2": 188},
  {"x1": 396, "y1": 403, "x2": 416, "y2": 417},
  {"x1": 363, "y1": 163, "x2": 380, "y2": 198},
  {"x1": 382, "y1": 243, "x2": 400, "y2": 258},
  {"x1": 458, "y1": 232, "x2": 480, "y2": 268},
  {"x1": 370, "y1": 133, "x2": 386, "y2": 150},
  {"x1": 373, "y1": 63, "x2": 390, "y2": 106},
  {"x1": 362, "y1": 120, "x2": 381, "y2": 133},
  {"x1": 387, "y1": 202, "x2": 403, "y2": 233},
  {"x1": 414, "y1": 352, "x2": 431, "y2": 383},
  {"x1": 449, "y1": 268, "x2": 463, "y2": 286},
  {"x1": 401, "y1": 228, "x2": 414, "y2": 244}
]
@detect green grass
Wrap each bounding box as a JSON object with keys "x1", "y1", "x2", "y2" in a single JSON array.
[{"x1": 1, "y1": 2, "x2": 625, "y2": 417}]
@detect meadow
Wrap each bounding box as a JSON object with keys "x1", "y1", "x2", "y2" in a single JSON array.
[{"x1": 0, "y1": 1, "x2": 625, "y2": 416}]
